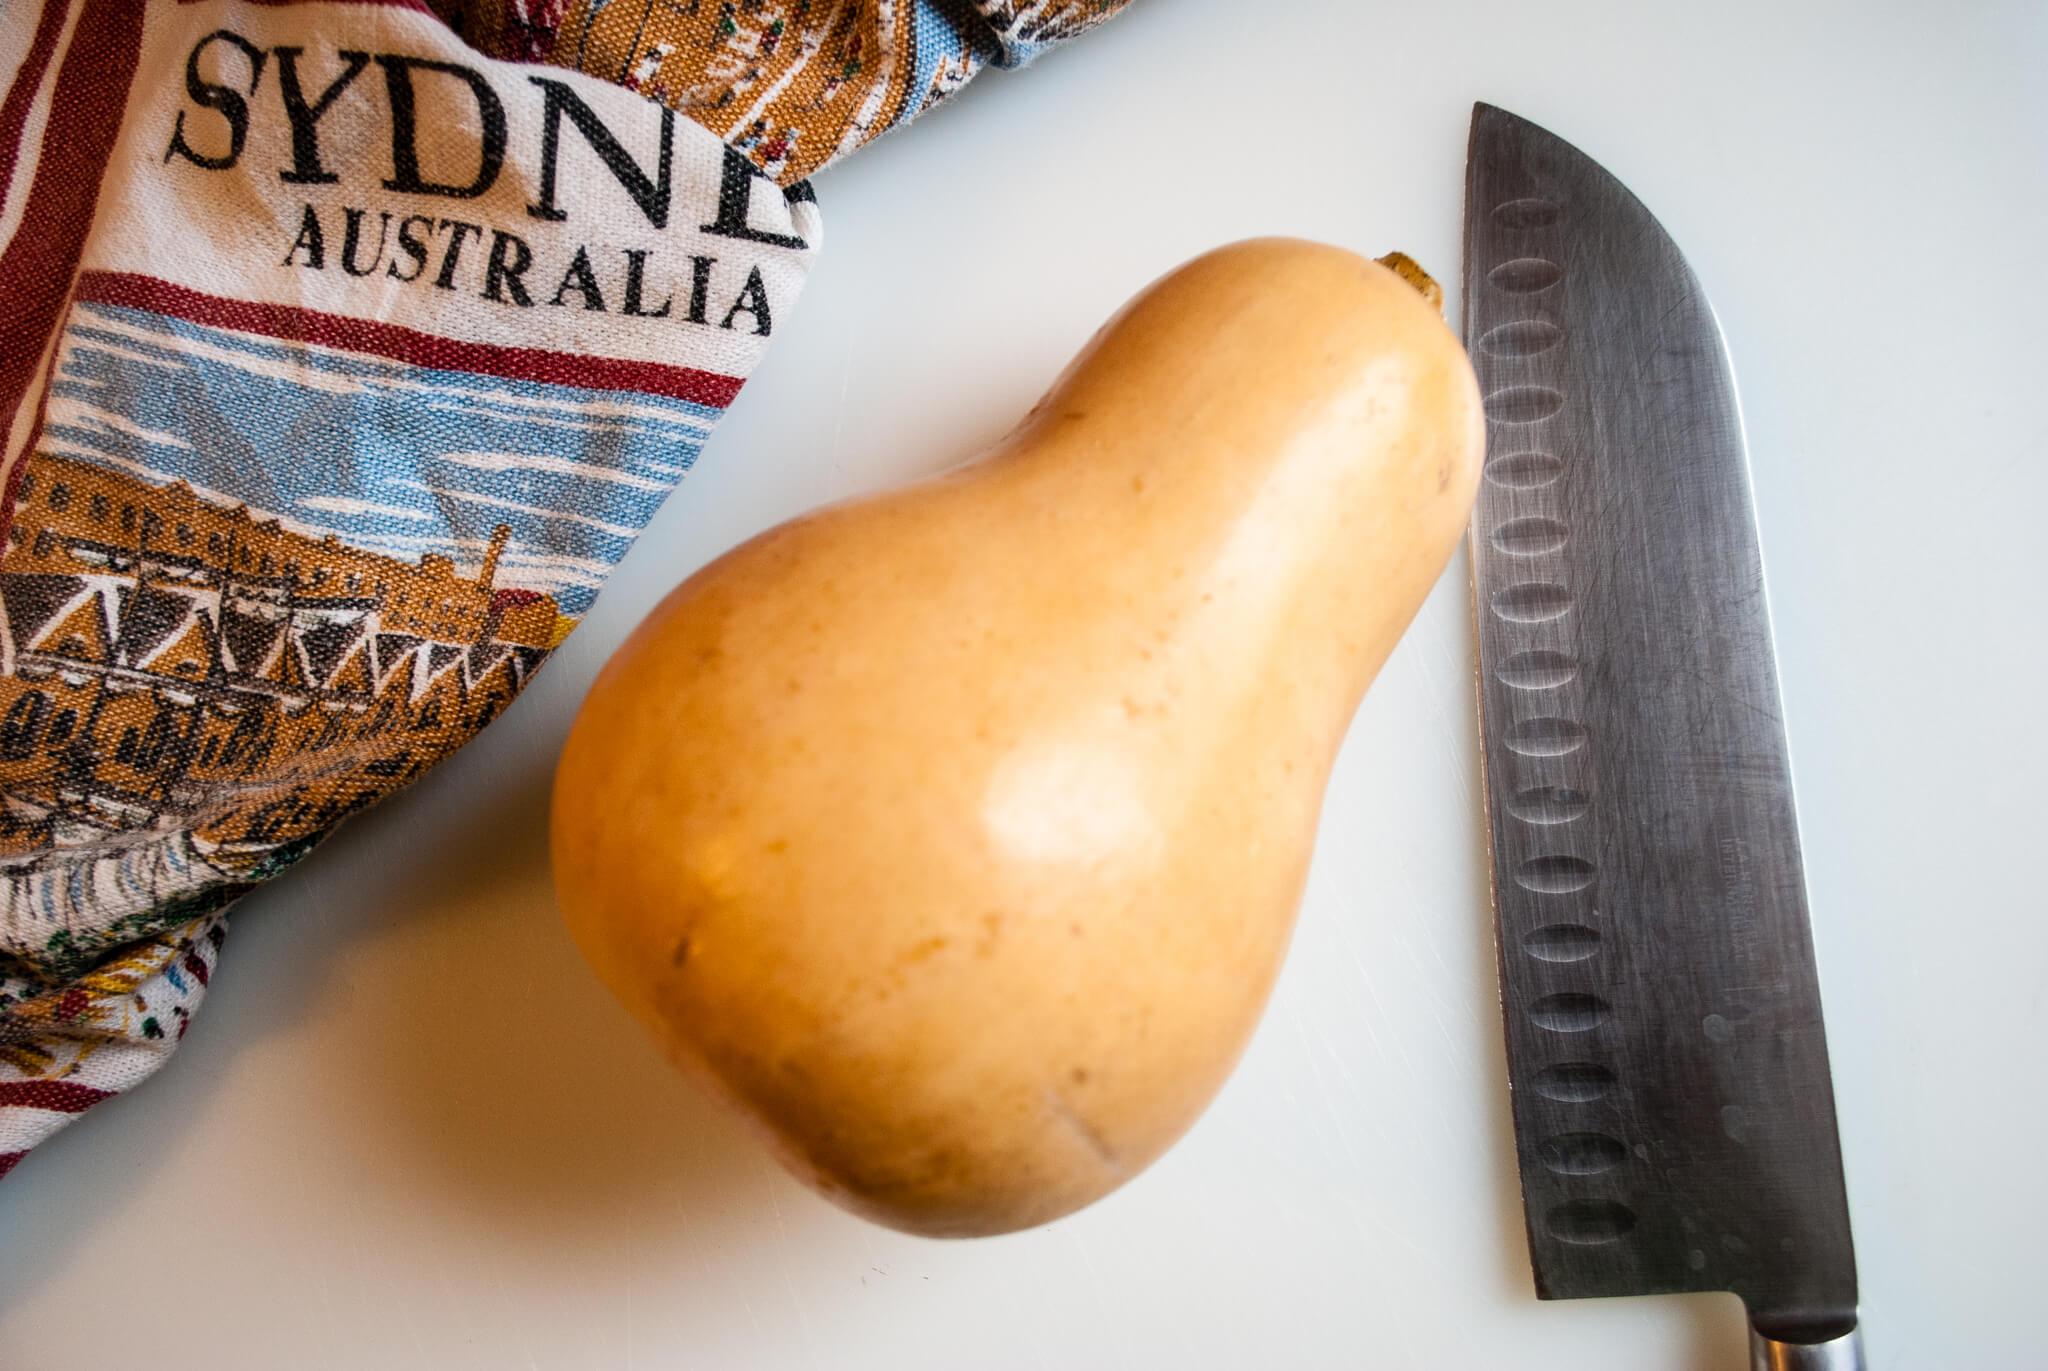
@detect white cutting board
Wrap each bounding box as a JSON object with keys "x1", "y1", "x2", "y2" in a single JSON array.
[{"x1": 4, "y1": 2, "x2": 2043, "y2": 1367}]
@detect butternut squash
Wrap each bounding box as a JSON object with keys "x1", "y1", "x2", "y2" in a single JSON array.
[{"x1": 550, "y1": 238, "x2": 1484, "y2": 1236}]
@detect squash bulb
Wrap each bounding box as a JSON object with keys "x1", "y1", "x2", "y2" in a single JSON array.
[{"x1": 551, "y1": 239, "x2": 1484, "y2": 1236}]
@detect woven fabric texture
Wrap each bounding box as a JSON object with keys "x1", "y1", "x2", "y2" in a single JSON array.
[
  {"x1": 0, "y1": 0, "x2": 1125, "y2": 1180},
  {"x1": 437, "y1": 0, "x2": 1128, "y2": 184}
]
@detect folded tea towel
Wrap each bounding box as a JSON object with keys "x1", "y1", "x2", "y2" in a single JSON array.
[{"x1": 0, "y1": 0, "x2": 1128, "y2": 1178}]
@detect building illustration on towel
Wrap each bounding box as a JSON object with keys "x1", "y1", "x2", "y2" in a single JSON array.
[
  {"x1": 547, "y1": 0, "x2": 1121, "y2": 185},
  {"x1": 0, "y1": 451, "x2": 561, "y2": 863},
  {"x1": 0, "y1": 289, "x2": 715, "y2": 883}
]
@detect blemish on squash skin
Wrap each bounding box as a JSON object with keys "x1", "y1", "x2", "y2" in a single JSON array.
[
  {"x1": 1042, "y1": 1089, "x2": 1122, "y2": 1174},
  {"x1": 902, "y1": 936, "x2": 948, "y2": 965}
]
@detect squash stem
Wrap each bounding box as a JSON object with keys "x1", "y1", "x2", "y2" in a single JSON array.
[{"x1": 1375, "y1": 251, "x2": 1444, "y2": 314}]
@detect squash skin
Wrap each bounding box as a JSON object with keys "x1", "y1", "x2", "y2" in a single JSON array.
[{"x1": 550, "y1": 238, "x2": 1484, "y2": 1237}]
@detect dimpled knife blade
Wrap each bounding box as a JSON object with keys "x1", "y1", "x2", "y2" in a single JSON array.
[{"x1": 1463, "y1": 103, "x2": 1861, "y2": 1369}]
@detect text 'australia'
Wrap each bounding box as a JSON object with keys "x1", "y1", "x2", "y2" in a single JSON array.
[{"x1": 164, "y1": 29, "x2": 811, "y2": 335}]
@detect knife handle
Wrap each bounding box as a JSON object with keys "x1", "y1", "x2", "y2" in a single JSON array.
[{"x1": 1748, "y1": 1324, "x2": 1864, "y2": 1370}]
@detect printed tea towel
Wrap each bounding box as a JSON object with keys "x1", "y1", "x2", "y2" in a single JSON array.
[{"x1": 0, "y1": 0, "x2": 1128, "y2": 1178}]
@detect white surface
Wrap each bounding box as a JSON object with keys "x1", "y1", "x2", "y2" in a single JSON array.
[{"x1": 4, "y1": 1, "x2": 2045, "y2": 1366}]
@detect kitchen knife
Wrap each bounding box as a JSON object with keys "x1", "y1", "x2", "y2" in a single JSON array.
[{"x1": 1462, "y1": 104, "x2": 1862, "y2": 1370}]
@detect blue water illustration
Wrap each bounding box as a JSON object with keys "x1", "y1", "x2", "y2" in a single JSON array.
[{"x1": 39, "y1": 302, "x2": 721, "y2": 615}]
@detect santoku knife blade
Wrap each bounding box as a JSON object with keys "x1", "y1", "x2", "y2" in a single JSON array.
[{"x1": 1462, "y1": 103, "x2": 1862, "y2": 1370}]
